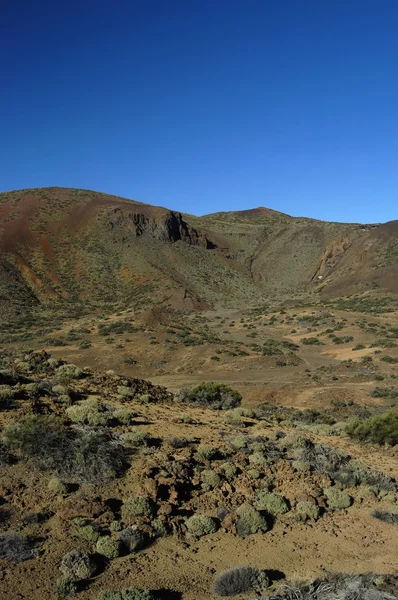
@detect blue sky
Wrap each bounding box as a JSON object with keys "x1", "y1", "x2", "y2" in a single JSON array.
[{"x1": 1, "y1": 1, "x2": 398, "y2": 222}]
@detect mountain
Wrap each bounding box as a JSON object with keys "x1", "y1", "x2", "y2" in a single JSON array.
[{"x1": 0, "y1": 187, "x2": 397, "y2": 319}]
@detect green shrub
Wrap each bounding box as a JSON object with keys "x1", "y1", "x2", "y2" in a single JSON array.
[
  {"x1": 66, "y1": 400, "x2": 110, "y2": 426},
  {"x1": 219, "y1": 462, "x2": 237, "y2": 479},
  {"x1": 56, "y1": 364, "x2": 83, "y2": 381},
  {"x1": 302, "y1": 337, "x2": 322, "y2": 345},
  {"x1": 381, "y1": 355, "x2": 398, "y2": 364},
  {"x1": 252, "y1": 491, "x2": 289, "y2": 515},
  {"x1": 175, "y1": 382, "x2": 242, "y2": 410},
  {"x1": 185, "y1": 514, "x2": 218, "y2": 537},
  {"x1": 296, "y1": 501, "x2": 320, "y2": 521},
  {"x1": 201, "y1": 469, "x2": 221, "y2": 490},
  {"x1": 235, "y1": 505, "x2": 268, "y2": 537},
  {"x1": 346, "y1": 411, "x2": 398, "y2": 445},
  {"x1": 59, "y1": 550, "x2": 97, "y2": 581},
  {"x1": 0, "y1": 385, "x2": 17, "y2": 409},
  {"x1": 121, "y1": 428, "x2": 149, "y2": 447},
  {"x1": 3, "y1": 415, "x2": 74, "y2": 472},
  {"x1": 123, "y1": 497, "x2": 154, "y2": 521},
  {"x1": 56, "y1": 577, "x2": 78, "y2": 596},
  {"x1": 113, "y1": 408, "x2": 136, "y2": 425},
  {"x1": 324, "y1": 487, "x2": 352, "y2": 509},
  {"x1": 96, "y1": 536, "x2": 122, "y2": 558},
  {"x1": 47, "y1": 477, "x2": 68, "y2": 494},
  {"x1": 196, "y1": 444, "x2": 218, "y2": 461},
  {"x1": 213, "y1": 566, "x2": 270, "y2": 596},
  {"x1": 77, "y1": 525, "x2": 100, "y2": 543}
]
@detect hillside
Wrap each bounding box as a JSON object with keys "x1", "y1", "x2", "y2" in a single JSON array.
[{"x1": 0, "y1": 187, "x2": 397, "y2": 321}]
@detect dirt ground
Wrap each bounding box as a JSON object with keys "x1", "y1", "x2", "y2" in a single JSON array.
[{"x1": 1, "y1": 303, "x2": 398, "y2": 599}]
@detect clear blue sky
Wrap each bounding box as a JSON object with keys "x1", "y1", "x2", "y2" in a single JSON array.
[{"x1": 1, "y1": 1, "x2": 398, "y2": 222}]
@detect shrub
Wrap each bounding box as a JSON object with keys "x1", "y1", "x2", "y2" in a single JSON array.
[
  {"x1": 3, "y1": 415, "x2": 74, "y2": 472},
  {"x1": 113, "y1": 408, "x2": 136, "y2": 425},
  {"x1": 185, "y1": 514, "x2": 218, "y2": 537},
  {"x1": 252, "y1": 491, "x2": 289, "y2": 515},
  {"x1": 56, "y1": 364, "x2": 83, "y2": 380},
  {"x1": 302, "y1": 337, "x2": 322, "y2": 345},
  {"x1": 66, "y1": 400, "x2": 110, "y2": 426},
  {"x1": 219, "y1": 462, "x2": 237, "y2": 479},
  {"x1": 48, "y1": 477, "x2": 68, "y2": 494},
  {"x1": 56, "y1": 577, "x2": 78, "y2": 596},
  {"x1": 71, "y1": 429, "x2": 128, "y2": 482},
  {"x1": 119, "y1": 527, "x2": 147, "y2": 552},
  {"x1": 123, "y1": 497, "x2": 154, "y2": 521},
  {"x1": 175, "y1": 382, "x2": 242, "y2": 410},
  {"x1": 59, "y1": 550, "x2": 97, "y2": 581},
  {"x1": 201, "y1": 469, "x2": 221, "y2": 490},
  {"x1": 98, "y1": 589, "x2": 156, "y2": 600},
  {"x1": 262, "y1": 574, "x2": 397, "y2": 600},
  {"x1": 296, "y1": 501, "x2": 320, "y2": 521},
  {"x1": 372, "y1": 509, "x2": 398, "y2": 523},
  {"x1": 0, "y1": 440, "x2": 12, "y2": 466},
  {"x1": 96, "y1": 536, "x2": 122, "y2": 558},
  {"x1": 213, "y1": 566, "x2": 270, "y2": 596},
  {"x1": 0, "y1": 385, "x2": 16, "y2": 409},
  {"x1": 324, "y1": 487, "x2": 352, "y2": 509},
  {"x1": 196, "y1": 444, "x2": 218, "y2": 461},
  {"x1": 121, "y1": 428, "x2": 149, "y2": 447},
  {"x1": 77, "y1": 525, "x2": 101, "y2": 543},
  {"x1": 0, "y1": 531, "x2": 32, "y2": 562},
  {"x1": 346, "y1": 412, "x2": 398, "y2": 446},
  {"x1": 235, "y1": 505, "x2": 268, "y2": 537}
]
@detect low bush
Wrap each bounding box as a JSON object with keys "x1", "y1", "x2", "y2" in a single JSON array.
[
  {"x1": 121, "y1": 428, "x2": 149, "y2": 447},
  {"x1": 96, "y1": 536, "x2": 122, "y2": 558},
  {"x1": 196, "y1": 444, "x2": 218, "y2": 461},
  {"x1": 346, "y1": 411, "x2": 398, "y2": 446},
  {"x1": 201, "y1": 469, "x2": 221, "y2": 490},
  {"x1": 123, "y1": 497, "x2": 154, "y2": 521},
  {"x1": 0, "y1": 531, "x2": 32, "y2": 562},
  {"x1": 4, "y1": 416, "x2": 127, "y2": 482},
  {"x1": 77, "y1": 524, "x2": 101, "y2": 543},
  {"x1": 263, "y1": 574, "x2": 396, "y2": 600},
  {"x1": 71, "y1": 429, "x2": 128, "y2": 482},
  {"x1": 235, "y1": 505, "x2": 268, "y2": 537},
  {"x1": 66, "y1": 400, "x2": 110, "y2": 426},
  {"x1": 213, "y1": 566, "x2": 270, "y2": 596},
  {"x1": 56, "y1": 364, "x2": 84, "y2": 381},
  {"x1": 47, "y1": 477, "x2": 68, "y2": 494},
  {"x1": 3, "y1": 415, "x2": 74, "y2": 472},
  {"x1": 59, "y1": 550, "x2": 97, "y2": 581},
  {"x1": 56, "y1": 577, "x2": 78, "y2": 596},
  {"x1": 324, "y1": 487, "x2": 352, "y2": 509},
  {"x1": 185, "y1": 514, "x2": 218, "y2": 537},
  {"x1": 175, "y1": 382, "x2": 242, "y2": 410},
  {"x1": 119, "y1": 527, "x2": 147, "y2": 552},
  {"x1": 296, "y1": 501, "x2": 320, "y2": 521},
  {"x1": 372, "y1": 509, "x2": 398, "y2": 524},
  {"x1": 252, "y1": 491, "x2": 289, "y2": 515}
]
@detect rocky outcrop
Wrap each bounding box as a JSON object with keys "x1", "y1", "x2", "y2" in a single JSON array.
[{"x1": 108, "y1": 208, "x2": 216, "y2": 248}]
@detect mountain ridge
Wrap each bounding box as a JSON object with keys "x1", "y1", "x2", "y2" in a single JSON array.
[{"x1": 0, "y1": 187, "x2": 397, "y2": 320}]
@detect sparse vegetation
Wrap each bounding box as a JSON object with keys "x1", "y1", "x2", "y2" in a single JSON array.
[
  {"x1": 185, "y1": 514, "x2": 218, "y2": 537},
  {"x1": 175, "y1": 382, "x2": 241, "y2": 410},
  {"x1": 213, "y1": 566, "x2": 270, "y2": 596}
]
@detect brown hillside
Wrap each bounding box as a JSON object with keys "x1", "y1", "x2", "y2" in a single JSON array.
[{"x1": 0, "y1": 187, "x2": 397, "y2": 320}]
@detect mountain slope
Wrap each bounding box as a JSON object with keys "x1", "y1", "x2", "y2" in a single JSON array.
[{"x1": 0, "y1": 187, "x2": 397, "y2": 319}]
